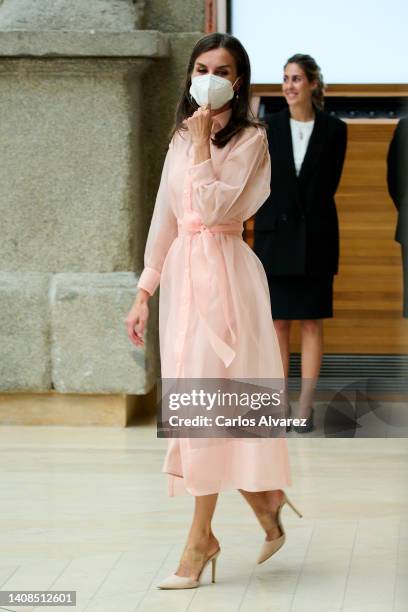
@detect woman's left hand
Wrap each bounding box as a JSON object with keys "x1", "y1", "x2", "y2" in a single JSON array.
[{"x1": 186, "y1": 105, "x2": 213, "y2": 146}]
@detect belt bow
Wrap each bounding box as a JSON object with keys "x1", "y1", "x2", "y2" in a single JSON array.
[{"x1": 175, "y1": 210, "x2": 243, "y2": 377}]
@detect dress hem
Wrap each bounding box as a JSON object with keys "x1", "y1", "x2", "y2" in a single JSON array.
[{"x1": 165, "y1": 472, "x2": 293, "y2": 498}]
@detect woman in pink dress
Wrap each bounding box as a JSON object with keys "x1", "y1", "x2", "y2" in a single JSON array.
[{"x1": 125, "y1": 33, "x2": 302, "y2": 589}]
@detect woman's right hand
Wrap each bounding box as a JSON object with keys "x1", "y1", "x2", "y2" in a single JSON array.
[
  {"x1": 187, "y1": 104, "x2": 213, "y2": 146},
  {"x1": 124, "y1": 289, "x2": 150, "y2": 347}
]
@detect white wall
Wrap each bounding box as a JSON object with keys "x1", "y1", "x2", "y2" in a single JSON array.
[{"x1": 230, "y1": 0, "x2": 408, "y2": 84}]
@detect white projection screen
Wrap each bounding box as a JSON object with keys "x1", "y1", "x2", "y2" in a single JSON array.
[{"x1": 229, "y1": 0, "x2": 408, "y2": 84}]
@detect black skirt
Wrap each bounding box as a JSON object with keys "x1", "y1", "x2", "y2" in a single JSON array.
[
  {"x1": 402, "y1": 245, "x2": 408, "y2": 318},
  {"x1": 267, "y1": 274, "x2": 334, "y2": 320}
]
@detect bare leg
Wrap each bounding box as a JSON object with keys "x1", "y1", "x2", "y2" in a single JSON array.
[
  {"x1": 238, "y1": 489, "x2": 284, "y2": 541},
  {"x1": 176, "y1": 493, "x2": 220, "y2": 579},
  {"x1": 274, "y1": 319, "x2": 292, "y2": 418},
  {"x1": 298, "y1": 319, "x2": 323, "y2": 418},
  {"x1": 273, "y1": 319, "x2": 292, "y2": 378}
]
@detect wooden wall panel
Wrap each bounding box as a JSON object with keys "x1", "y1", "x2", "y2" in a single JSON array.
[{"x1": 245, "y1": 120, "x2": 408, "y2": 354}]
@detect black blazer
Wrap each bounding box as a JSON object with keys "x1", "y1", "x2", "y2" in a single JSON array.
[
  {"x1": 387, "y1": 117, "x2": 408, "y2": 245},
  {"x1": 253, "y1": 107, "x2": 347, "y2": 276}
]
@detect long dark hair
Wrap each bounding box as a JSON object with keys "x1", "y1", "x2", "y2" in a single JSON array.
[
  {"x1": 284, "y1": 53, "x2": 325, "y2": 111},
  {"x1": 169, "y1": 32, "x2": 263, "y2": 148}
]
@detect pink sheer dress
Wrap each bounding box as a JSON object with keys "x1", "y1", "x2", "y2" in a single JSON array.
[{"x1": 138, "y1": 108, "x2": 292, "y2": 496}]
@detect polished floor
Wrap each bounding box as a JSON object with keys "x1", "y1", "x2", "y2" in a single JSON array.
[{"x1": 0, "y1": 409, "x2": 407, "y2": 612}]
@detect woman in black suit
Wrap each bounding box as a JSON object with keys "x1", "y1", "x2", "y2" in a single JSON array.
[
  {"x1": 387, "y1": 116, "x2": 408, "y2": 317},
  {"x1": 253, "y1": 54, "x2": 347, "y2": 432}
]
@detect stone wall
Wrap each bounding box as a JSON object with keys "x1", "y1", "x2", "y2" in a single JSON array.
[
  {"x1": 0, "y1": 0, "x2": 205, "y2": 398},
  {"x1": 0, "y1": 0, "x2": 145, "y2": 30}
]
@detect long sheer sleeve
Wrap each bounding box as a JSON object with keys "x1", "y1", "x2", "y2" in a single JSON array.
[
  {"x1": 137, "y1": 143, "x2": 178, "y2": 296},
  {"x1": 187, "y1": 126, "x2": 271, "y2": 226}
]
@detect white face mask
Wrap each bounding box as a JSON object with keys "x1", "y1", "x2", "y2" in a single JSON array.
[{"x1": 189, "y1": 74, "x2": 238, "y2": 110}]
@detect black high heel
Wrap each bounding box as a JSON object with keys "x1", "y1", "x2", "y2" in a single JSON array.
[
  {"x1": 285, "y1": 402, "x2": 292, "y2": 433},
  {"x1": 293, "y1": 408, "x2": 314, "y2": 433}
]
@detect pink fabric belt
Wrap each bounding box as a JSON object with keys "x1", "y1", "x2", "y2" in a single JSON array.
[{"x1": 174, "y1": 211, "x2": 243, "y2": 377}]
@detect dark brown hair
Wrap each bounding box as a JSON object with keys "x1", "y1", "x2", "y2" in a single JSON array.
[
  {"x1": 284, "y1": 54, "x2": 325, "y2": 110},
  {"x1": 169, "y1": 32, "x2": 264, "y2": 148}
]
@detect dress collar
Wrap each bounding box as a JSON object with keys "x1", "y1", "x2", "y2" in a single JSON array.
[{"x1": 211, "y1": 107, "x2": 232, "y2": 133}]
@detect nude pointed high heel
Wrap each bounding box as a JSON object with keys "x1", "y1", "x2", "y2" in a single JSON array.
[
  {"x1": 257, "y1": 492, "x2": 302, "y2": 564},
  {"x1": 156, "y1": 548, "x2": 221, "y2": 589}
]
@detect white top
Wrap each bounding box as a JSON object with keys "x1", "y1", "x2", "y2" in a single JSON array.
[{"x1": 290, "y1": 118, "x2": 315, "y2": 176}]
